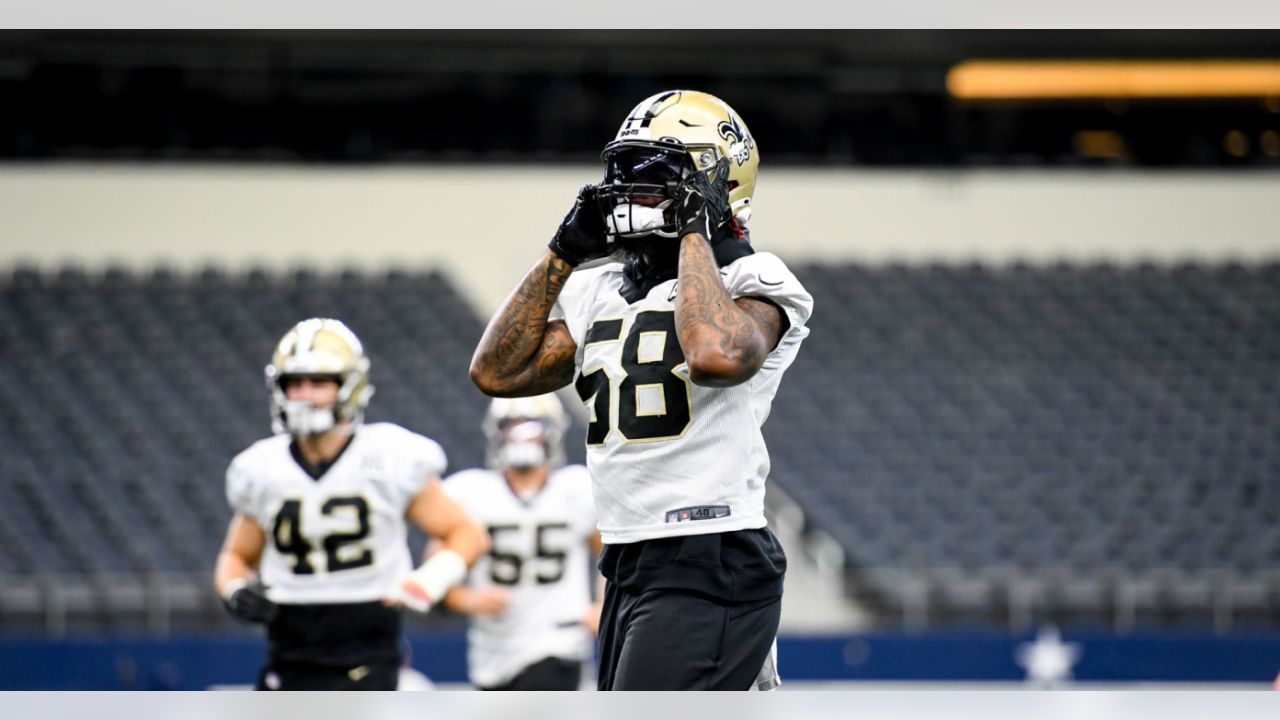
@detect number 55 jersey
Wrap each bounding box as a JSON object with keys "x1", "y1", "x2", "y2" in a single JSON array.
[
  {"x1": 442, "y1": 465, "x2": 598, "y2": 689},
  {"x1": 550, "y1": 251, "x2": 813, "y2": 544}
]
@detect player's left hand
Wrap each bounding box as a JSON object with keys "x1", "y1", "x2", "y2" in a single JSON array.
[
  {"x1": 396, "y1": 548, "x2": 469, "y2": 615},
  {"x1": 462, "y1": 587, "x2": 510, "y2": 616},
  {"x1": 397, "y1": 577, "x2": 436, "y2": 615},
  {"x1": 675, "y1": 157, "x2": 731, "y2": 241}
]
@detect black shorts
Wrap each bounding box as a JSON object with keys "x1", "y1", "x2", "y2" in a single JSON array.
[
  {"x1": 478, "y1": 657, "x2": 583, "y2": 691},
  {"x1": 596, "y1": 528, "x2": 786, "y2": 691},
  {"x1": 258, "y1": 601, "x2": 403, "y2": 691},
  {"x1": 256, "y1": 658, "x2": 400, "y2": 691}
]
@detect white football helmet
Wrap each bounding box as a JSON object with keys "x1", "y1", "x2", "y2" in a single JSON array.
[
  {"x1": 264, "y1": 318, "x2": 374, "y2": 436},
  {"x1": 600, "y1": 89, "x2": 759, "y2": 241},
  {"x1": 482, "y1": 393, "x2": 570, "y2": 470}
]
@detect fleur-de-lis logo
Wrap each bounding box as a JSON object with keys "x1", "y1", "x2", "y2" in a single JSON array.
[{"x1": 717, "y1": 116, "x2": 754, "y2": 166}]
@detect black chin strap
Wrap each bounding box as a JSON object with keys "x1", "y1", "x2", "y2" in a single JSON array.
[{"x1": 619, "y1": 226, "x2": 755, "y2": 304}]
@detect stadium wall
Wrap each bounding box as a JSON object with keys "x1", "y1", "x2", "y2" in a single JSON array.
[
  {"x1": 1, "y1": 631, "x2": 1277, "y2": 690},
  {"x1": 2, "y1": 164, "x2": 1278, "y2": 314}
]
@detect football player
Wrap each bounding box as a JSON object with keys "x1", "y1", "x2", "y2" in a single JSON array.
[
  {"x1": 469, "y1": 90, "x2": 813, "y2": 690},
  {"x1": 214, "y1": 317, "x2": 489, "y2": 690},
  {"x1": 429, "y1": 393, "x2": 603, "y2": 690}
]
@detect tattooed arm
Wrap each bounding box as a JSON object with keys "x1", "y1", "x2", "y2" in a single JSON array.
[
  {"x1": 470, "y1": 250, "x2": 579, "y2": 397},
  {"x1": 674, "y1": 233, "x2": 787, "y2": 388}
]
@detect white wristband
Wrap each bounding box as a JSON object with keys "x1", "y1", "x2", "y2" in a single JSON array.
[
  {"x1": 222, "y1": 577, "x2": 249, "y2": 601},
  {"x1": 404, "y1": 549, "x2": 468, "y2": 607}
]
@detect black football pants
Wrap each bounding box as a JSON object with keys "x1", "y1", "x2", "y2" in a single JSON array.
[
  {"x1": 596, "y1": 585, "x2": 781, "y2": 690},
  {"x1": 255, "y1": 659, "x2": 399, "y2": 690},
  {"x1": 480, "y1": 657, "x2": 583, "y2": 691}
]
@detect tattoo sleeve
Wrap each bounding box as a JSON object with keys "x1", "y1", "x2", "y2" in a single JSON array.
[
  {"x1": 674, "y1": 233, "x2": 778, "y2": 386},
  {"x1": 470, "y1": 250, "x2": 578, "y2": 396}
]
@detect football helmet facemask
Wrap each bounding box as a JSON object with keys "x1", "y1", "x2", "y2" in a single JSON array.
[
  {"x1": 482, "y1": 393, "x2": 570, "y2": 471},
  {"x1": 265, "y1": 318, "x2": 374, "y2": 436},
  {"x1": 599, "y1": 90, "x2": 758, "y2": 244}
]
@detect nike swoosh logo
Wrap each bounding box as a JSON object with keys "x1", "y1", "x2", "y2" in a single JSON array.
[
  {"x1": 668, "y1": 271, "x2": 730, "y2": 301},
  {"x1": 759, "y1": 278, "x2": 785, "y2": 286}
]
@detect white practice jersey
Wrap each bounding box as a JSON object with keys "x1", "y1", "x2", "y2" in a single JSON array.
[
  {"x1": 225, "y1": 422, "x2": 447, "y2": 604},
  {"x1": 442, "y1": 465, "x2": 597, "y2": 688},
  {"x1": 551, "y1": 251, "x2": 813, "y2": 544}
]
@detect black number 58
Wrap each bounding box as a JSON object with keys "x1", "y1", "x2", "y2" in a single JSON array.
[{"x1": 574, "y1": 310, "x2": 692, "y2": 444}]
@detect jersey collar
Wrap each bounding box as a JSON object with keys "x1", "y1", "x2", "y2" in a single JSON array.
[
  {"x1": 619, "y1": 226, "x2": 754, "y2": 304},
  {"x1": 289, "y1": 432, "x2": 356, "y2": 481}
]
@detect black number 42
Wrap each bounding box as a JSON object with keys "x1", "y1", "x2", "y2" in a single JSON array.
[{"x1": 272, "y1": 496, "x2": 374, "y2": 575}]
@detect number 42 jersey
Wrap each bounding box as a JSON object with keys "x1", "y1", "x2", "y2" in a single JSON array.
[
  {"x1": 225, "y1": 422, "x2": 448, "y2": 604},
  {"x1": 551, "y1": 251, "x2": 813, "y2": 544}
]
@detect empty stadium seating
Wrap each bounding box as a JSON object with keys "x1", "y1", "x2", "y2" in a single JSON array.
[
  {"x1": 2, "y1": 262, "x2": 1278, "y2": 632},
  {"x1": 766, "y1": 261, "x2": 1280, "y2": 630}
]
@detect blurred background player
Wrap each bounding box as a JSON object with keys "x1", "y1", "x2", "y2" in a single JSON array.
[
  {"x1": 470, "y1": 90, "x2": 813, "y2": 690},
  {"x1": 430, "y1": 393, "x2": 603, "y2": 691},
  {"x1": 214, "y1": 317, "x2": 489, "y2": 690}
]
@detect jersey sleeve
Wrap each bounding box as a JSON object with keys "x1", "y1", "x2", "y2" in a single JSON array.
[
  {"x1": 224, "y1": 450, "x2": 260, "y2": 521},
  {"x1": 396, "y1": 429, "x2": 449, "y2": 501},
  {"x1": 724, "y1": 252, "x2": 813, "y2": 331},
  {"x1": 724, "y1": 252, "x2": 814, "y2": 367},
  {"x1": 549, "y1": 264, "x2": 611, "y2": 349}
]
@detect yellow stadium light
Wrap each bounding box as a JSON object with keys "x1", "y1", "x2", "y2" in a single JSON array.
[{"x1": 948, "y1": 60, "x2": 1280, "y2": 100}]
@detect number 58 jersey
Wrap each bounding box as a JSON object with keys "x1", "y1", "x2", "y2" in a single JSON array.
[
  {"x1": 550, "y1": 251, "x2": 813, "y2": 544},
  {"x1": 225, "y1": 422, "x2": 448, "y2": 604}
]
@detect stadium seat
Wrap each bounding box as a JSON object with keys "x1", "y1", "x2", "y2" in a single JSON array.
[
  {"x1": 766, "y1": 261, "x2": 1280, "y2": 630},
  {"x1": 3, "y1": 261, "x2": 1278, "y2": 632}
]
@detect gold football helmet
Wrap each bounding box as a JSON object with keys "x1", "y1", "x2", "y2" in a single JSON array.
[
  {"x1": 264, "y1": 318, "x2": 374, "y2": 435},
  {"x1": 482, "y1": 393, "x2": 570, "y2": 470},
  {"x1": 600, "y1": 90, "x2": 759, "y2": 239}
]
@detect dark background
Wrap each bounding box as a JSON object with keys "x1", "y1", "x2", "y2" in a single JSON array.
[{"x1": 2, "y1": 30, "x2": 1279, "y2": 166}]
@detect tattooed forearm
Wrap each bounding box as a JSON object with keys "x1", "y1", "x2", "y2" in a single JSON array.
[
  {"x1": 674, "y1": 233, "x2": 770, "y2": 387},
  {"x1": 470, "y1": 251, "x2": 578, "y2": 396}
]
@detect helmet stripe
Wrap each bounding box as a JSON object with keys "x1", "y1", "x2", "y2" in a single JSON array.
[
  {"x1": 624, "y1": 90, "x2": 680, "y2": 131},
  {"x1": 295, "y1": 319, "x2": 319, "y2": 354}
]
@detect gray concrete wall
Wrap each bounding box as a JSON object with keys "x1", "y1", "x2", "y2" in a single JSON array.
[{"x1": 2, "y1": 163, "x2": 1277, "y2": 314}]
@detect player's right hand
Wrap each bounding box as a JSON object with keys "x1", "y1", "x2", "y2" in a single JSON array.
[
  {"x1": 223, "y1": 580, "x2": 279, "y2": 624},
  {"x1": 548, "y1": 184, "x2": 609, "y2": 267},
  {"x1": 675, "y1": 157, "x2": 732, "y2": 241},
  {"x1": 463, "y1": 587, "x2": 511, "y2": 616}
]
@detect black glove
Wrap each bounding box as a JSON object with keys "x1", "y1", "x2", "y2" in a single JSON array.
[
  {"x1": 548, "y1": 184, "x2": 608, "y2": 267},
  {"x1": 224, "y1": 581, "x2": 279, "y2": 624},
  {"x1": 675, "y1": 157, "x2": 732, "y2": 241}
]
